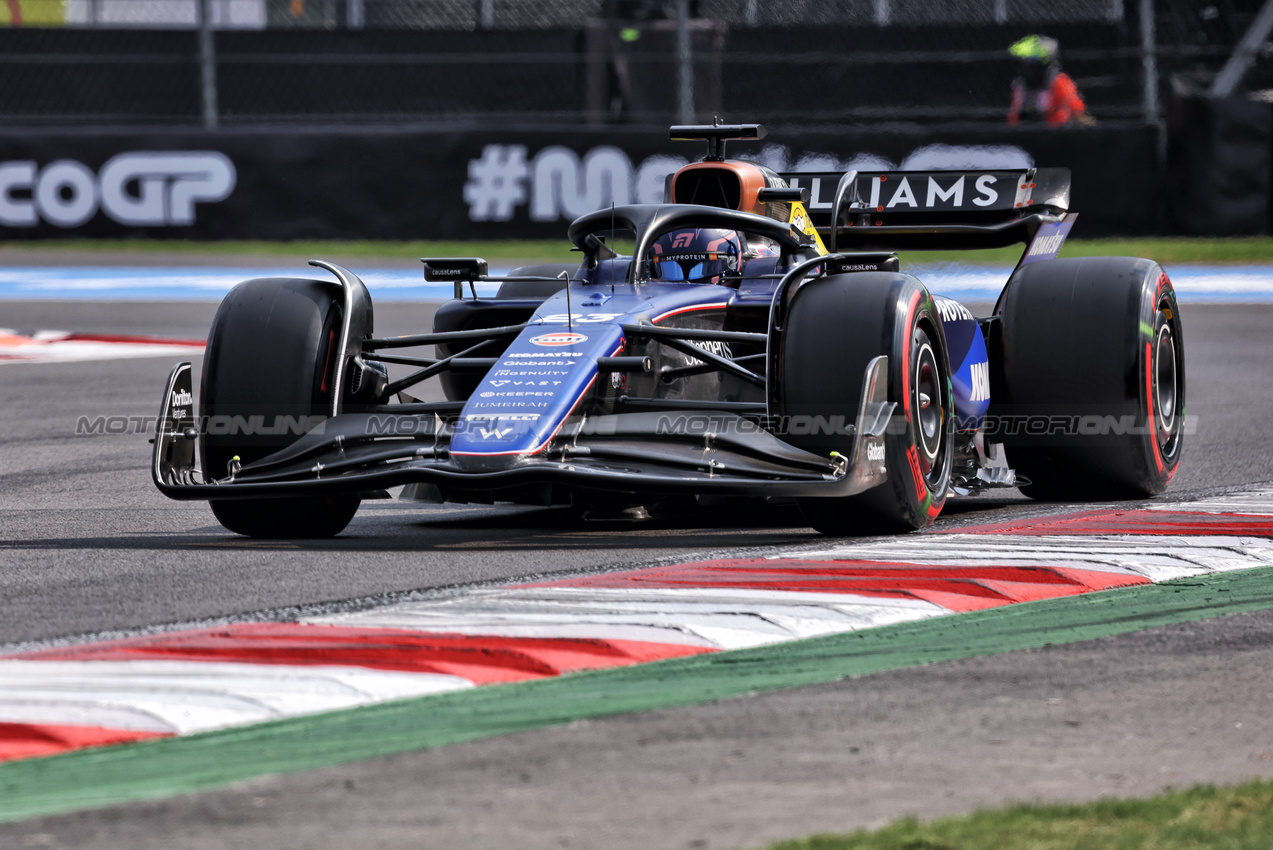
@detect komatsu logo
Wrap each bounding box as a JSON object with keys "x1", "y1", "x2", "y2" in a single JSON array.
[
  {"x1": 0, "y1": 151, "x2": 236, "y2": 228},
  {"x1": 506, "y1": 352, "x2": 582, "y2": 358}
]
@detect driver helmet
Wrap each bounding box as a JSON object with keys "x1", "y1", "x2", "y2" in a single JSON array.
[
  {"x1": 1010, "y1": 34, "x2": 1058, "y2": 88},
  {"x1": 648, "y1": 228, "x2": 742, "y2": 284}
]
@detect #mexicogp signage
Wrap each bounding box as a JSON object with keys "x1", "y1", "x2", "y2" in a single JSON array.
[{"x1": 0, "y1": 125, "x2": 1153, "y2": 240}]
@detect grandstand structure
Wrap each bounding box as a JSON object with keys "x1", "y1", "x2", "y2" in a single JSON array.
[{"x1": 0, "y1": 0, "x2": 1269, "y2": 128}]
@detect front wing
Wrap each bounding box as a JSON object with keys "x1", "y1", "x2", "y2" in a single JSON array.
[{"x1": 152, "y1": 359, "x2": 894, "y2": 501}]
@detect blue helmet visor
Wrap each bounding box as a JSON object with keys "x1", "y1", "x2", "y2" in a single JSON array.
[{"x1": 649, "y1": 252, "x2": 735, "y2": 283}]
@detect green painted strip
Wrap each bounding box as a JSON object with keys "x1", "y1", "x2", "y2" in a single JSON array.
[{"x1": 3, "y1": 567, "x2": 1273, "y2": 824}]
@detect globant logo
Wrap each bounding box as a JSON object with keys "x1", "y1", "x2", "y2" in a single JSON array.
[{"x1": 0, "y1": 151, "x2": 236, "y2": 228}]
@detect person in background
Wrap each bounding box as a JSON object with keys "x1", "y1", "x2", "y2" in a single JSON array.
[{"x1": 1008, "y1": 34, "x2": 1094, "y2": 127}]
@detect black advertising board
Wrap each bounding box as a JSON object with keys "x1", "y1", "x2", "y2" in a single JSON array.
[
  {"x1": 0, "y1": 123, "x2": 1159, "y2": 242},
  {"x1": 1165, "y1": 95, "x2": 1273, "y2": 236}
]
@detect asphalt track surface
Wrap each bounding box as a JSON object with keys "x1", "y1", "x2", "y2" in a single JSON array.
[{"x1": 1, "y1": 299, "x2": 1272, "y2": 847}]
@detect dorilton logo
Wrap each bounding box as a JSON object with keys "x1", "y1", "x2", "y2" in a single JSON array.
[
  {"x1": 1027, "y1": 232, "x2": 1067, "y2": 257},
  {"x1": 0, "y1": 151, "x2": 236, "y2": 228},
  {"x1": 530, "y1": 332, "x2": 589, "y2": 347},
  {"x1": 170, "y1": 389, "x2": 194, "y2": 408}
]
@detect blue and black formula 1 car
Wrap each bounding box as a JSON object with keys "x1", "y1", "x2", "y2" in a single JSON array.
[{"x1": 152, "y1": 123, "x2": 1184, "y2": 538}]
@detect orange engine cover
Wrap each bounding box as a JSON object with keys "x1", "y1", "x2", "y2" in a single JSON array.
[{"x1": 670, "y1": 161, "x2": 770, "y2": 215}]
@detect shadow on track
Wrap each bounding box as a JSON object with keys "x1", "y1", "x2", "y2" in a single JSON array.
[{"x1": 0, "y1": 495, "x2": 1037, "y2": 555}]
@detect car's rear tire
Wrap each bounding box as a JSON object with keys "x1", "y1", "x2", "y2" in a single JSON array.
[
  {"x1": 777, "y1": 272, "x2": 954, "y2": 534},
  {"x1": 996, "y1": 257, "x2": 1184, "y2": 500},
  {"x1": 201, "y1": 278, "x2": 361, "y2": 538}
]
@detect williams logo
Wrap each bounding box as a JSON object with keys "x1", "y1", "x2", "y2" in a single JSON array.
[{"x1": 530, "y1": 332, "x2": 588, "y2": 347}]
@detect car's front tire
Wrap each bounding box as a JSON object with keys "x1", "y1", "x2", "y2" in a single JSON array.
[
  {"x1": 777, "y1": 272, "x2": 954, "y2": 534},
  {"x1": 201, "y1": 278, "x2": 361, "y2": 538}
]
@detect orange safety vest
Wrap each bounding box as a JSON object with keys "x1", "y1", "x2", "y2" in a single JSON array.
[{"x1": 1009, "y1": 72, "x2": 1087, "y2": 126}]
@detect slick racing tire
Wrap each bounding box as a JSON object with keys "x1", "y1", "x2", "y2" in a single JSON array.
[
  {"x1": 777, "y1": 272, "x2": 954, "y2": 534},
  {"x1": 996, "y1": 257, "x2": 1184, "y2": 500},
  {"x1": 201, "y1": 278, "x2": 361, "y2": 538}
]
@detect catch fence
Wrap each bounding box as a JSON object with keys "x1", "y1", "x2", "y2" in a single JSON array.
[{"x1": 0, "y1": 0, "x2": 1265, "y2": 126}]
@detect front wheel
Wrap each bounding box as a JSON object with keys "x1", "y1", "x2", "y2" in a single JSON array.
[
  {"x1": 777, "y1": 272, "x2": 954, "y2": 534},
  {"x1": 201, "y1": 278, "x2": 362, "y2": 538},
  {"x1": 209, "y1": 497, "x2": 359, "y2": 539}
]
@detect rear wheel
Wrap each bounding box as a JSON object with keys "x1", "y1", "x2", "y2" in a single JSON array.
[
  {"x1": 996, "y1": 257, "x2": 1184, "y2": 500},
  {"x1": 201, "y1": 278, "x2": 361, "y2": 538},
  {"x1": 777, "y1": 272, "x2": 953, "y2": 534}
]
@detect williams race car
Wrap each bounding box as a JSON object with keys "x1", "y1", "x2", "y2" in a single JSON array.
[{"x1": 152, "y1": 123, "x2": 1184, "y2": 537}]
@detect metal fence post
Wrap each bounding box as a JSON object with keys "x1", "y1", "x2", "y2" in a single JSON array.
[
  {"x1": 1210, "y1": 0, "x2": 1273, "y2": 98},
  {"x1": 873, "y1": 0, "x2": 889, "y2": 26},
  {"x1": 676, "y1": 0, "x2": 694, "y2": 124},
  {"x1": 347, "y1": 0, "x2": 365, "y2": 29},
  {"x1": 198, "y1": 0, "x2": 219, "y2": 130},
  {"x1": 1139, "y1": 0, "x2": 1159, "y2": 127}
]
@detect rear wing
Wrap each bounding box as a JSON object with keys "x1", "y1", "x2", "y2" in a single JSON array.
[{"x1": 778, "y1": 167, "x2": 1072, "y2": 256}]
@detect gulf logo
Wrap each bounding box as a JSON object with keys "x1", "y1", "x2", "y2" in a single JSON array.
[{"x1": 531, "y1": 331, "x2": 589, "y2": 347}]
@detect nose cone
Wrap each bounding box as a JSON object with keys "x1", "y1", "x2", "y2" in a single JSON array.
[{"x1": 451, "y1": 324, "x2": 625, "y2": 465}]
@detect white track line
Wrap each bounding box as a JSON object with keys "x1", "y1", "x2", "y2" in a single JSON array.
[
  {"x1": 0, "y1": 660, "x2": 471, "y2": 735},
  {"x1": 3, "y1": 491, "x2": 1272, "y2": 758},
  {"x1": 791, "y1": 535, "x2": 1273, "y2": 581},
  {"x1": 310, "y1": 587, "x2": 950, "y2": 650},
  {"x1": 1145, "y1": 493, "x2": 1273, "y2": 514}
]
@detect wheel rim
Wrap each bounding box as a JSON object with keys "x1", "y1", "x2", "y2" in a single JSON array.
[
  {"x1": 1154, "y1": 323, "x2": 1177, "y2": 433},
  {"x1": 1152, "y1": 301, "x2": 1184, "y2": 464},
  {"x1": 912, "y1": 336, "x2": 944, "y2": 478}
]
